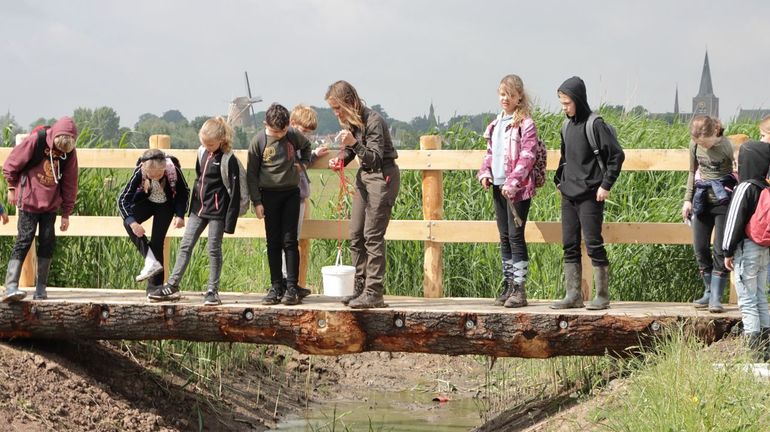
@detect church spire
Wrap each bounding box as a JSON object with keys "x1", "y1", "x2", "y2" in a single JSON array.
[
  {"x1": 697, "y1": 51, "x2": 714, "y2": 96},
  {"x1": 674, "y1": 85, "x2": 679, "y2": 115}
]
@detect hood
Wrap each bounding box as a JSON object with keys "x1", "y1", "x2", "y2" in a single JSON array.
[
  {"x1": 558, "y1": 76, "x2": 592, "y2": 122},
  {"x1": 738, "y1": 140, "x2": 770, "y2": 182},
  {"x1": 47, "y1": 116, "x2": 78, "y2": 148}
]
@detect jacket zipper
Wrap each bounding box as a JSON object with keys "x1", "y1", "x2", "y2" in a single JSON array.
[{"x1": 198, "y1": 152, "x2": 213, "y2": 216}]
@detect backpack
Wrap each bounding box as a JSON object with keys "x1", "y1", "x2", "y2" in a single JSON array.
[
  {"x1": 197, "y1": 147, "x2": 250, "y2": 216},
  {"x1": 561, "y1": 112, "x2": 618, "y2": 174},
  {"x1": 745, "y1": 185, "x2": 770, "y2": 247},
  {"x1": 489, "y1": 120, "x2": 547, "y2": 188},
  {"x1": 22, "y1": 125, "x2": 71, "y2": 174}
]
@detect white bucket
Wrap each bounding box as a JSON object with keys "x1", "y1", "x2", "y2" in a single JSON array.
[{"x1": 322, "y1": 250, "x2": 356, "y2": 297}]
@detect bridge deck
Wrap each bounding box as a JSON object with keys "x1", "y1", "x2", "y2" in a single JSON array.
[{"x1": 0, "y1": 288, "x2": 741, "y2": 358}]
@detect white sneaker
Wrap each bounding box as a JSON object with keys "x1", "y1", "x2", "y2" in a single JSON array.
[{"x1": 136, "y1": 259, "x2": 163, "y2": 282}]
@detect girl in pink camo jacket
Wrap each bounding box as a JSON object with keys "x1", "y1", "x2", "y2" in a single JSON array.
[{"x1": 477, "y1": 74, "x2": 540, "y2": 308}]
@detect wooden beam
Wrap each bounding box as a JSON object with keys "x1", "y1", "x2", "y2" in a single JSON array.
[
  {"x1": 421, "y1": 135, "x2": 444, "y2": 298},
  {"x1": 0, "y1": 149, "x2": 694, "y2": 171},
  {"x1": 0, "y1": 289, "x2": 739, "y2": 357}
]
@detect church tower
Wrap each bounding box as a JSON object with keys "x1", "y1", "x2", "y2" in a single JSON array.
[
  {"x1": 692, "y1": 51, "x2": 719, "y2": 117},
  {"x1": 674, "y1": 85, "x2": 679, "y2": 115}
]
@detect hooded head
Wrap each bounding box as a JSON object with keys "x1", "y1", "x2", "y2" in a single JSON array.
[
  {"x1": 738, "y1": 140, "x2": 770, "y2": 182},
  {"x1": 557, "y1": 76, "x2": 592, "y2": 122},
  {"x1": 48, "y1": 116, "x2": 78, "y2": 153}
]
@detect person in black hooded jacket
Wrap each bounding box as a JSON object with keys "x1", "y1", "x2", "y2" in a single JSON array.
[
  {"x1": 722, "y1": 140, "x2": 770, "y2": 359},
  {"x1": 551, "y1": 76, "x2": 625, "y2": 310}
]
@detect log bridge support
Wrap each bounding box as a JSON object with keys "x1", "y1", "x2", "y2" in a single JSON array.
[{"x1": 0, "y1": 289, "x2": 741, "y2": 358}]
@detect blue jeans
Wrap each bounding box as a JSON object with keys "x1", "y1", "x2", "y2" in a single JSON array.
[{"x1": 734, "y1": 238, "x2": 770, "y2": 334}]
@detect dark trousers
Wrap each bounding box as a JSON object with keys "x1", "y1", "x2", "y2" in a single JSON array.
[
  {"x1": 493, "y1": 186, "x2": 531, "y2": 264},
  {"x1": 123, "y1": 201, "x2": 174, "y2": 287},
  {"x1": 262, "y1": 188, "x2": 301, "y2": 285},
  {"x1": 692, "y1": 203, "x2": 729, "y2": 275},
  {"x1": 350, "y1": 164, "x2": 400, "y2": 293},
  {"x1": 11, "y1": 211, "x2": 56, "y2": 260},
  {"x1": 561, "y1": 195, "x2": 609, "y2": 266}
]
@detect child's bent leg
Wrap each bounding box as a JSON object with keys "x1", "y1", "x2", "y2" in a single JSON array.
[{"x1": 3, "y1": 211, "x2": 39, "y2": 302}]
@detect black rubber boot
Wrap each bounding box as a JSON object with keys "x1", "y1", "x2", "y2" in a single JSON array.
[
  {"x1": 33, "y1": 257, "x2": 52, "y2": 300},
  {"x1": 341, "y1": 277, "x2": 365, "y2": 306},
  {"x1": 708, "y1": 273, "x2": 727, "y2": 313},
  {"x1": 551, "y1": 262, "x2": 584, "y2": 309},
  {"x1": 692, "y1": 270, "x2": 711, "y2": 308},
  {"x1": 586, "y1": 265, "x2": 610, "y2": 310},
  {"x1": 2, "y1": 259, "x2": 26, "y2": 303}
]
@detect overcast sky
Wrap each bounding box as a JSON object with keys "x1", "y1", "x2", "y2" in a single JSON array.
[{"x1": 2, "y1": 0, "x2": 768, "y2": 129}]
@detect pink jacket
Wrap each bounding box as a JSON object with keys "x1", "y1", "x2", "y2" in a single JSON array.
[
  {"x1": 477, "y1": 114, "x2": 538, "y2": 202},
  {"x1": 3, "y1": 117, "x2": 79, "y2": 216}
]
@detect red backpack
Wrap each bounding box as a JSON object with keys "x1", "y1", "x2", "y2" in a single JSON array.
[{"x1": 745, "y1": 186, "x2": 770, "y2": 246}]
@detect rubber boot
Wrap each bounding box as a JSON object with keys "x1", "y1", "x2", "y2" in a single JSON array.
[
  {"x1": 504, "y1": 280, "x2": 528, "y2": 308},
  {"x1": 551, "y1": 262, "x2": 584, "y2": 309},
  {"x1": 281, "y1": 281, "x2": 300, "y2": 306},
  {"x1": 341, "y1": 276, "x2": 365, "y2": 306},
  {"x1": 692, "y1": 270, "x2": 711, "y2": 308},
  {"x1": 33, "y1": 257, "x2": 52, "y2": 300},
  {"x1": 494, "y1": 278, "x2": 514, "y2": 306},
  {"x1": 2, "y1": 259, "x2": 27, "y2": 303},
  {"x1": 262, "y1": 281, "x2": 284, "y2": 305},
  {"x1": 708, "y1": 273, "x2": 727, "y2": 313},
  {"x1": 586, "y1": 265, "x2": 610, "y2": 310},
  {"x1": 348, "y1": 286, "x2": 388, "y2": 309}
]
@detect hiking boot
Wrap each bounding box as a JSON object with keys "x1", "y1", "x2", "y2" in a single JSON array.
[
  {"x1": 136, "y1": 250, "x2": 163, "y2": 282},
  {"x1": 262, "y1": 282, "x2": 284, "y2": 305},
  {"x1": 2, "y1": 259, "x2": 26, "y2": 303},
  {"x1": 504, "y1": 281, "x2": 528, "y2": 308},
  {"x1": 586, "y1": 265, "x2": 610, "y2": 310},
  {"x1": 551, "y1": 262, "x2": 584, "y2": 309},
  {"x1": 281, "y1": 283, "x2": 301, "y2": 306},
  {"x1": 33, "y1": 257, "x2": 52, "y2": 300},
  {"x1": 148, "y1": 283, "x2": 181, "y2": 302},
  {"x1": 708, "y1": 272, "x2": 727, "y2": 313},
  {"x1": 348, "y1": 287, "x2": 388, "y2": 309},
  {"x1": 203, "y1": 290, "x2": 221, "y2": 306},
  {"x1": 692, "y1": 271, "x2": 711, "y2": 308},
  {"x1": 341, "y1": 277, "x2": 365, "y2": 306},
  {"x1": 494, "y1": 279, "x2": 514, "y2": 306}
]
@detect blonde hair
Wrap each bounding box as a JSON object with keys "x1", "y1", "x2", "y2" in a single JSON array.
[
  {"x1": 290, "y1": 104, "x2": 318, "y2": 131},
  {"x1": 760, "y1": 115, "x2": 770, "y2": 135},
  {"x1": 499, "y1": 74, "x2": 532, "y2": 127},
  {"x1": 689, "y1": 115, "x2": 720, "y2": 139},
  {"x1": 199, "y1": 116, "x2": 234, "y2": 152},
  {"x1": 139, "y1": 148, "x2": 167, "y2": 193},
  {"x1": 325, "y1": 80, "x2": 365, "y2": 130}
]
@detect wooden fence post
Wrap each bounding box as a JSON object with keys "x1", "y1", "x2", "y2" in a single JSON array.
[
  {"x1": 421, "y1": 135, "x2": 443, "y2": 298},
  {"x1": 14, "y1": 134, "x2": 36, "y2": 287},
  {"x1": 149, "y1": 135, "x2": 172, "y2": 283},
  {"x1": 298, "y1": 200, "x2": 311, "y2": 288}
]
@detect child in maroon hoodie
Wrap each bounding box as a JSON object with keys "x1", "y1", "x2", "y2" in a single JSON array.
[{"x1": 2, "y1": 116, "x2": 79, "y2": 302}]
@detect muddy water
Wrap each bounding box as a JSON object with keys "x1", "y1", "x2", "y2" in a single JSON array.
[{"x1": 277, "y1": 390, "x2": 482, "y2": 431}]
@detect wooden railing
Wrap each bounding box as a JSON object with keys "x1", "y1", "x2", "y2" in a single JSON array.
[{"x1": 1, "y1": 134, "x2": 726, "y2": 301}]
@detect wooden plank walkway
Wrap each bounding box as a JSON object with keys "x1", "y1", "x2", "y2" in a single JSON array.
[{"x1": 0, "y1": 288, "x2": 741, "y2": 358}]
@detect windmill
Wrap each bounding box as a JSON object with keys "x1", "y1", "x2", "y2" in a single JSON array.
[{"x1": 227, "y1": 71, "x2": 262, "y2": 128}]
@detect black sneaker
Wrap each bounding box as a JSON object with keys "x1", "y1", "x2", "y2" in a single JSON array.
[
  {"x1": 203, "y1": 290, "x2": 221, "y2": 306},
  {"x1": 148, "y1": 284, "x2": 181, "y2": 301},
  {"x1": 297, "y1": 286, "x2": 311, "y2": 299},
  {"x1": 281, "y1": 286, "x2": 300, "y2": 305},
  {"x1": 262, "y1": 282, "x2": 284, "y2": 305}
]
